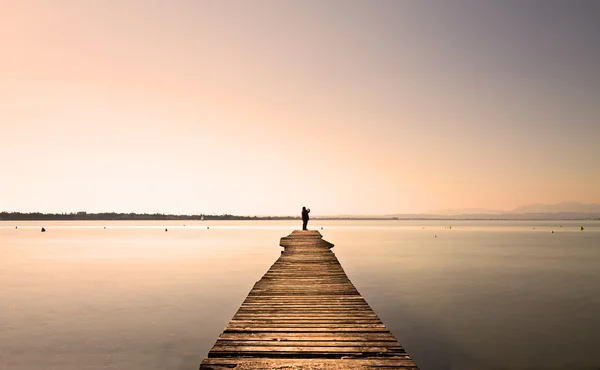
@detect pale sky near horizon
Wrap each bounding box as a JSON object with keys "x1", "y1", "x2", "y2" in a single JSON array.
[{"x1": 1, "y1": 1, "x2": 599, "y2": 215}]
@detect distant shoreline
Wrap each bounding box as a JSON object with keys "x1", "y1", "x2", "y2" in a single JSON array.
[{"x1": 1, "y1": 212, "x2": 598, "y2": 221}]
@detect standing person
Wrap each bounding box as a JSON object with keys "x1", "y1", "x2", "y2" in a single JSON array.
[{"x1": 302, "y1": 206, "x2": 310, "y2": 230}]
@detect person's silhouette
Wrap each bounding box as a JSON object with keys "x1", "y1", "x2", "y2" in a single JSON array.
[{"x1": 302, "y1": 206, "x2": 310, "y2": 230}]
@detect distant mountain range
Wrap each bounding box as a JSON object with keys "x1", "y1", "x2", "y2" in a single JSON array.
[
  {"x1": 391, "y1": 202, "x2": 600, "y2": 220},
  {"x1": 509, "y1": 202, "x2": 600, "y2": 214},
  {"x1": 432, "y1": 202, "x2": 600, "y2": 215}
]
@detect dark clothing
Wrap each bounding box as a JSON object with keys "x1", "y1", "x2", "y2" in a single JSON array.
[{"x1": 301, "y1": 208, "x2": 310, "y2": 230}]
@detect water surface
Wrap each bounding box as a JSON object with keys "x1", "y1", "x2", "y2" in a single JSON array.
[{"x1": 1, "y1": 220, "x2": 599, "y2": 370}]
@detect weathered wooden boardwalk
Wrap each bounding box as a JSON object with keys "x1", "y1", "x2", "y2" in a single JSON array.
[{"x1": 200, "y1": 230, "x2": 418, "y2": 369}]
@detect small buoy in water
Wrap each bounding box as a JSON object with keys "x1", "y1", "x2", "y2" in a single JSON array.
[
  {"x1": 207, "y1": 226, "x2": 209, "y2": 229},
  {"x1": 580, "y1": 226, "x2": 584, "y2": 231},
  {"x1": 104, "y1": 226, "x2": 106, "y2": 229},
  {"x1": 321, "y1": 227, "x2": 323, "y2": 230},
  {"x1": 560, "y1": 225, "x2": 562, "y2": 227},
  {"x1": 165, "y1": 228, "x2": 168, "y2": 232},
  {"x1": 551, "y1": 231, "x2": 554, "y2": 233},
  {"x1": 15, "y1": 226, "x2": 18, "y2": 229},
  {"x1": 533, "y1": 227, "x2": 535, "y2": 229},
  {"x1": 435, "y1": 235, "x2": 437, "y2": 238},
  {"x1": 41, "y1": 227, "x2": 46, "y2": 232}
]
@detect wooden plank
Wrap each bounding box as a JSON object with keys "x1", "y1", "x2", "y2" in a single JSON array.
[
  {"x1": 209, "y1": 345, "x2": 405, "y2": 353},
  {"x1": 242, "y1": 297, "x2": 367, "y2": 301},
  {"x1": 225, "y1": 325, "x2": 387, "y2": 329},
  {"x1": 230, "y1": 318, "x2": 383, "y2": 323},
  {"x1": 217, "y1": 333, "x2": 399, "y2": 341},
  {"x1": 200, "y1": 358, "x2": 418, "y2": 369},
  {"x1": 214, "y1": 340, "x2": 402, "y2": 347},
  {"x1": 235, "y1": 311, "x2": 376, "y2": 315},
  {"x1": 223, "y1": 327, "x2": 391, "y2": 333},
  {"x1": 199, "y1": 230, "x2": 418, "y2": 369},
  {"x1": 232, "y1": 315, "x2": 379, "y2": 319}
]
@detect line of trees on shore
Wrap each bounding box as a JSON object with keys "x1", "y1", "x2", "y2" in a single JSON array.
[
  {"x1": 0, "y1": 212, "x2": 405, "y2": 221},
  {"x1": 0, "y1": 212, "x2": 298, "y2": 221}
]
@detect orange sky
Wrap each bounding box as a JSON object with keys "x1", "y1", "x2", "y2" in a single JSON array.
[{"x1": 2, "y1": 1, "x2": 599, "y2": 215}]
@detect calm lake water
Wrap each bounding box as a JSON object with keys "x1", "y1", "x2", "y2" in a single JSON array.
[{"x1": 1, "y1": 220, "x2": 600, "y2": 370}]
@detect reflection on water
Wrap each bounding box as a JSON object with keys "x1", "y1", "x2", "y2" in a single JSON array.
[{"x1": 1, "y1": 220, "x2": 599, "y2": 370}]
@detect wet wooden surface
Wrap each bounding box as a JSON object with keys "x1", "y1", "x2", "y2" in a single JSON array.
[{"x1": 199, "y1": 230, "x2": 418, "y2": 369}]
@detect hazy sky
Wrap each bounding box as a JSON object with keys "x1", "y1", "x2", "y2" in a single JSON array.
[{"x1": 2, "y1": 1, "x2": 599, "y2": 215}]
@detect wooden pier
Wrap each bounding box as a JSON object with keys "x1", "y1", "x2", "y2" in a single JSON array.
[{"x1": 199, "y1": 230, "x2": 419, "y2": 369}]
